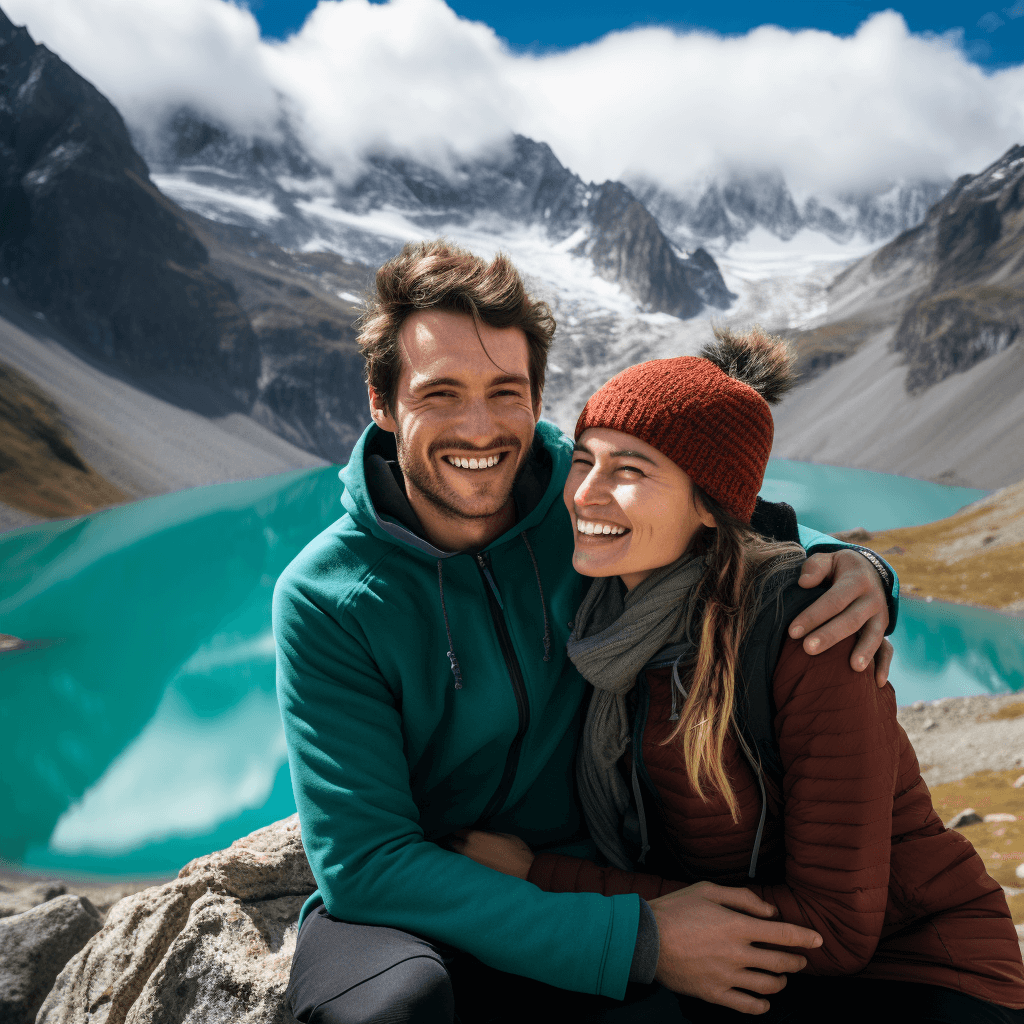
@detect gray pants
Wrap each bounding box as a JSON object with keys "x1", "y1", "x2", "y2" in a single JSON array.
[{"x1": 285, "y1": 906, "x2": 686, "y2": 1024}]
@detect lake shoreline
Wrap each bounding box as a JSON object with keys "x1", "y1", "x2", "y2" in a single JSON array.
[
  {"x1": 4, "y1": 692, "x2": 1024, "y2": 912},
  {"x1": 900, "y1": 593, "x2": 1024, "y2": 619}
]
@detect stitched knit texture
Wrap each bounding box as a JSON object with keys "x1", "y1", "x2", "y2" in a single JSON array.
[{"x1": 574, "y1": 357, "x2": 772, "y2": 523}]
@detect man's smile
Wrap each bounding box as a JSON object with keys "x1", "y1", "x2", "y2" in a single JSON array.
[{"x1": 443, "y1": 452, "x2": 508, "y2": 470}]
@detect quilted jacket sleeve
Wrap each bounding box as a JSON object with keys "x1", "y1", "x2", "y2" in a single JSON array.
[
  {"x1": 747, "y1": 635, "x2": 899, "y2": 975},
  {"x1": 528, "y1": 853, "x2": 686, "y2": 900}
]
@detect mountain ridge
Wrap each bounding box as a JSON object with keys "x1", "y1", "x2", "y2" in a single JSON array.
[
  {"x1": 771, "y1": 145, "x2": 1024, "y2": 488},
  {"x1": 142, "y1": 110, "x2": 735, "y2": 319},
  {"x1": 629, "y1": 170, "x2": 950, "y2": 251}
]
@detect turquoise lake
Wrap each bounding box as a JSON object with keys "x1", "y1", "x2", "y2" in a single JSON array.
[{"x1": 1, "y1": 457, "x2": 1020, "y2": 876}]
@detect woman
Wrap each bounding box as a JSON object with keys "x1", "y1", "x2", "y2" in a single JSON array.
[{"x1": 453, "y1": 328, "x2": 1024, "y2": 1022}]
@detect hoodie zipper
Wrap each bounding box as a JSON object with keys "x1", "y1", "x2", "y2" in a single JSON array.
[{"x1": 474, "y1": 551, "x2": 531, "y2": 824}]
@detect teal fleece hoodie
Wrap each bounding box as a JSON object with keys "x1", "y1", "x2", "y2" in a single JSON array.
[{"x1": 274, "y1": 419, "x2": 893, "y2": 1000}]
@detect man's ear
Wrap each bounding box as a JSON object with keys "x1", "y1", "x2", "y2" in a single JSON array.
[{"x1": 368, "y1": 385, "x2": 398, "y2": 433}]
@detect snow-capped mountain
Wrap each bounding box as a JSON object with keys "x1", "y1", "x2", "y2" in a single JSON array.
[
  {"x1": 627, "y1": 170, "x2": 950, "y2": 252},
  {"x1": 140, "y1": 110, "x2": 734, "y2": 320},
  {"x1": 3, "y1": 2, "x2": 983, "y2": 496}
]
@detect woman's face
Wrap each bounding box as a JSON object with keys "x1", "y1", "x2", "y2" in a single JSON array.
[{"x1": 564, "y1": 427, "x2": 716, "y2": 590}]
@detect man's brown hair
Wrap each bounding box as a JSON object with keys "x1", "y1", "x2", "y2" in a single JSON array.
[{"x1": 357, "y1": 239, "x2": 556, "y2": 412}]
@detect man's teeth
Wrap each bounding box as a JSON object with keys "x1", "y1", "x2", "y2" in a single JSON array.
[
  {"x1": 445, "y1": 454, "x2": 501, "y2": 470},
  {"x1": 576, "y1": 519, "x2": 627, "y2": 536}
]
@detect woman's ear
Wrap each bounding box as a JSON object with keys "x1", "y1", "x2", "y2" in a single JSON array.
[{"x1": 693, "y1": 492, "x2": 718, "y2": 530}]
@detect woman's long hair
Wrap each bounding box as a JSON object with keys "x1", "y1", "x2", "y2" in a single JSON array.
[{"x1": 664, "y1": 483, "x2": 804, "y2": 823}]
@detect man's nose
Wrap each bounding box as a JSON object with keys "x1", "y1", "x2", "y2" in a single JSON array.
[{"x1": 457, "y1": 396, "x2": 500, "y2": 441}]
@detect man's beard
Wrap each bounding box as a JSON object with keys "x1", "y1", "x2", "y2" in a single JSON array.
[{"x1": 395, "y1": 429, "x2": 526, "y2": 522}]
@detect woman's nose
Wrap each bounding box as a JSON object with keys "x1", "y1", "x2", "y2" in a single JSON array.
[{"x1": 574, "y1": 468, "x2": 608, "y2": 506}]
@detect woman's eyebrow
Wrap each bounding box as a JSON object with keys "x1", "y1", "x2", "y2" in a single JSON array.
[
  {"x1": 571, "y1": 442, "x2": 658, "y2": 465},
  {"x1": 610, "y1": 449, "x2": 658, "y2": 464}
]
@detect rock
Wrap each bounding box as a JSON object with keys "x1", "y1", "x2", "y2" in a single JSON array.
[
  {"x1": 984, "y1": 813, "x2": 1018, "y2": 823},
  {"x1": 0, "y1": 879, "x2": 67, "y2": 918},
  {"x1": 831, "y1": 527, "x2": 873, "y2": 542},
  {"x1": 37, "y1": 815, "x2": 314, "y2": 1024},
  {"x1": 0, "y1": 893, "x2": 102, "y2": 1024},
  {"x1": 1013, "y1": 774, "x2": 1024, "y2": 788},
  {"x1": 946, "y1": 808, "x2": 983, "y2": 828},
  {"x1": 923, "y1": 718, "x2": 937, "y2": 730},
  {"x1": 1016, "y1": 863, "x2": 1024, "y2": 882}
]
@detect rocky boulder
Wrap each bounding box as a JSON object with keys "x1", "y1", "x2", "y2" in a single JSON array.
[
  {"x1": 0, "y1": 893, "x2": 102, "y2": 1024},
  {"x1": 37, "y1": 815, "x2": 315, "y2": 1024},
  {"x1": 0, "y1": 879, "x2": 67, "y2": 918}
]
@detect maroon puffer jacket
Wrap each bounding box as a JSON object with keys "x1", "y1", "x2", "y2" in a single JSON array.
[{"x1": 529, "y1": 635, "x2": 1024, "y2": 1008}]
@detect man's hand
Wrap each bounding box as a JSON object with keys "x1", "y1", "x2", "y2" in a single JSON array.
[
  {"x1": 447, "y1": 829, "x2": 535, "y2": 880},
  {"x1": 650, "y1": 882, "x2": 822, "y2": 1015},
  {"x1": 789, "y1": 550, "x2": 894, "y2": 687}
]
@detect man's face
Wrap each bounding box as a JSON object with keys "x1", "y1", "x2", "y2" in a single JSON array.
[{"x1": 369, "y1": 311, "x2": 541, "y2": 530}]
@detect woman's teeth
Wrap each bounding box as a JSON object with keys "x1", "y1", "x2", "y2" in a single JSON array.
[
  {"x1": 445, "y1": 454, "x2": 502, "y2": 470},
  {"x1": 576, "y1": 518, "x2": 627, "y2": 536}
]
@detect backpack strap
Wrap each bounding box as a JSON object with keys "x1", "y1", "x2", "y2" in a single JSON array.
[
  {"x1": 735, "y1": 579, "x2": 829, "y2": 879},
  {"x1": 736, "y1": 580, "x2": 830, "y2": 791}
]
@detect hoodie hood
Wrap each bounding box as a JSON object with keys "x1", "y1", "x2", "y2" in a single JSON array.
[{"x1": 339, "y1": 420, "x2": 572, "y2": 560}]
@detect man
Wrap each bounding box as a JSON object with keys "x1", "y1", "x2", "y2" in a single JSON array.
[{"x1": 275, "y1": 240, "x2": 898, "y2": 1023}]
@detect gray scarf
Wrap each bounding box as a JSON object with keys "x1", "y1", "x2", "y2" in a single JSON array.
[{"x1": 567, "y1": 553, "x2": 705, "y2": 870}]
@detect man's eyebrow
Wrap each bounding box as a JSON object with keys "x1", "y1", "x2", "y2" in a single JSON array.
[
  {"x1": 489, "y1": 373, "x2": 531, "y2": 388},
  {"x1": 571, "y1": 442, "x2": 658, "y2": 465},
  {"x1": 412, "y1": 376, "x2": 463, "y2": 391},
  {"x1": 411, "y1": 373, "x2": 530, "y2": 391}
]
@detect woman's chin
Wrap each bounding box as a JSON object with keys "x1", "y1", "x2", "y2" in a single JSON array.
[{"x1": 571, "y1": 549, "x2": 624, "y2": 579}]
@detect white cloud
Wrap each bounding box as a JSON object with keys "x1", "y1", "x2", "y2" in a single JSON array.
[
  {"x1": 9, "y1": 0, "x2": 279, "y2": 136},
  {"x1": 8, "y1": 0, "x2": 1024, "y2": 194}
]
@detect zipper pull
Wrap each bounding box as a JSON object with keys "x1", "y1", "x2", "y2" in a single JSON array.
[{"x1": 475, "y1": 553, "x2": 505, "y2": 610}]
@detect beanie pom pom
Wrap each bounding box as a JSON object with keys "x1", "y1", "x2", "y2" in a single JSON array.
[{"x1": 699, "y1": 326, "x2": 796, "y2": 406}]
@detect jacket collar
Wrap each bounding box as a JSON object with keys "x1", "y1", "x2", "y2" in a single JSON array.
[{"x1": 339, "y1": 420, "x2": 568, "y2": 559}]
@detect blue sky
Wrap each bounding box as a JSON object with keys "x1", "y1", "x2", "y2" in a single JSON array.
[{"x1": 249, "y1": 0, "x2": 1024, "y2": 68}]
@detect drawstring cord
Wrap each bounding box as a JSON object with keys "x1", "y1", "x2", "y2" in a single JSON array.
[
  {"x1": 437, "y1": 560, "x2": 463, "y2": 690},
  {"x1": 734, "y1": 728, "x2": 769, "y2": 879},
  {"x1": 520, "y1": 533, "x2": 551, "y2": 662},
  {"x1": 668, "y1": 654, "x2": 688, "y2": 721},
  {"x1": 631, "y1": 747, "x2": 651, "y2": 865}
]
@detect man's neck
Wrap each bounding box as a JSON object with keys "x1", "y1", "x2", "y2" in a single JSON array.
[{"x1": 405, "y1": 487, "x2": 517, "y2": 552}]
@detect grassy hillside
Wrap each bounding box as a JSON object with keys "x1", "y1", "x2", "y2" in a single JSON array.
[
  {"x1": 837, "y1": 479, "x2": 1024, "y2": 612},
  {"x1": 0, "y1": 361, "x2": 127, "y2": 518}
]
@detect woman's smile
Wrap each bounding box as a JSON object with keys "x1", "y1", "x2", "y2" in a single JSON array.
[{"x1": 574, "y1": 517, "x2": 629, "y2": 537}]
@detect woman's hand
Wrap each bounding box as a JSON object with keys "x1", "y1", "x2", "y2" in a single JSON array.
[{"x1": 447, "y1": 829, "x2": 535, "y2": 880}]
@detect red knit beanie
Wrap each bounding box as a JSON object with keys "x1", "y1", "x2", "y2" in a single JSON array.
[{"x1": 574, "y1": 356, "x2": 774, "y2": 523}]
